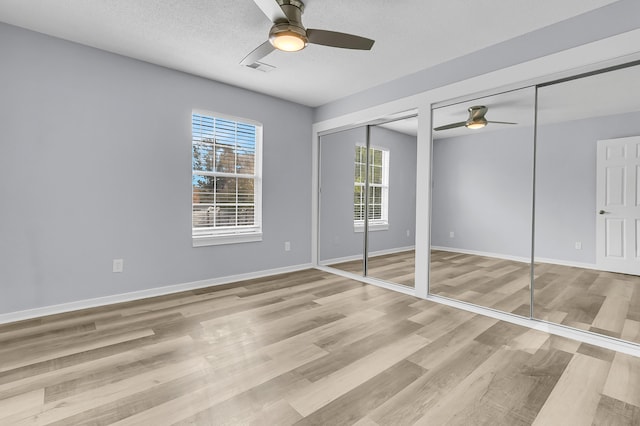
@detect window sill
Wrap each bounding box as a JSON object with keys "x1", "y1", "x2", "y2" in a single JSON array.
[
  {"x1": 193, "y1": 232, "x2": 263, "y2": 247},
  {"x1": 354, "y1": 223, "x2": 389, "y2": 233}
]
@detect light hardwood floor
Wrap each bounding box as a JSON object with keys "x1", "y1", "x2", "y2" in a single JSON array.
[
  {"x1": 331, "y1": 250, "x2": 640, "y2": 346},
  {"x1": 1, "y1": 268, "x2": 639, "y2": 425},
  {"x1": 430, "y1": 250, "x2": 640, "y2": 346},
  {"x1": 429, "y1": 250, "x2": 530, "y2": 316},
  {"x1": 327, "y1": 250, "x2": 416, "y2": 287}
]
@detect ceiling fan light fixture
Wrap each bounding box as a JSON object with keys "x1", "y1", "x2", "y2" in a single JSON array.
[
  {"x1": 269, "y1": 25, "x2": 308, "y2": 52},
  {"x1": 465, "y1": 106, "x2": 488, "y2": 129},
  {"x1": 241, "y1": 0, "x2": 375, "y2": 65},
  {"x1": 466, "y1": 120, "x2": 487, "y2": 130}
]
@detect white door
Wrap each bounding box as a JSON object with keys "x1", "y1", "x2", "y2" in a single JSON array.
[{"x1": 596, "y1": 136, "x2": 640, "y2": 275}]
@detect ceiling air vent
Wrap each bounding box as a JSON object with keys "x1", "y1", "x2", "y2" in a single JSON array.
[{"x1": 246, "y1": 61, "x2": 276, "y2": 73}]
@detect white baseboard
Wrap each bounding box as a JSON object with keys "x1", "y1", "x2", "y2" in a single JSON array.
[
  {"x1": 320, "y1": 246, "x2": 415, "y2": 267},
  {"x1": 532, "y1": 256, "x2": 599, "y2": 271},
  {"x1": 431, "y1": 246, "x2": 530, "y2": 264},
  {"x1": 0, "y1": 263, "x2": 313, "y2": 325},
  {"x1": 314, "y1": 265, "x2": 416, "y2": 297},
  {"x1": 431, "y1": 246, "x2": 599, "y2": 270}
]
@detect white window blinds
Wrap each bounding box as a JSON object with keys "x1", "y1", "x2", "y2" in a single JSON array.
[
  {"x1": 192, "y1": 112, "x2": 262, "y2": 245},
  {"x1": 354, "y1": 145, "x2": 389, "y2": 226}
]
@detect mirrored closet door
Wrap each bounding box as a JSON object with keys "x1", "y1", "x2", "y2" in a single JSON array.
[
  {"x1": 533, "y1": 63, "x2": 640, "y2": 345},
  {"x1": 319, "y1": 114, "x2": 418, "y2": 288},
  {"x1": 366, "y1": 119, "x2": 418, "y2": 287},
  {"x1": 429, "y1": 87, "x2": 536, "y2": 316},
  {"x1": 319, "y1": 127, "x2": 366, "y2": 275}
]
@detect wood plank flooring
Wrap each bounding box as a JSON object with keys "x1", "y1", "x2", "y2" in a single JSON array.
[
  {"x1": 1, "y1": 268, "x2": 639, "y2": 425},
  {"x1": 429, "y1": 250, "x2": 531, "y2": 316},
  {"x1": 534, "y1": 262, "x2": 640, "y2": 344},
  {"x1": 331, "y1": 250, "x2": 640, "y2": 345},
  {"x1": 430, "y1": 250, "x2": 640, "y2": 345},
  {"x1": 328, "y1": 250, "x2": 416, "y2": 287}
]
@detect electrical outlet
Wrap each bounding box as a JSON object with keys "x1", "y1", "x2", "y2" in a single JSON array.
[
  {"x1": 575, "y1": 242, "x2": 582, "y2": 250},
  {"x1": 284, "y1": 241, "x2": 291, "y2": 252},
  {"x1": 112, "y1": 259, "x2": 124, "y2": 273},
  {"x1": 406, "y1": 229, "x2": 410, "y2": 237},
  {"x1": 449, "y1": 231, "x2": 455, "y2": 238}
]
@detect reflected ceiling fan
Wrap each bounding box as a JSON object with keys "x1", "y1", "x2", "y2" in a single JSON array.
[
  {"x1": 433, "y1": 105, "x2": 517, "y2": 131},
  {"x1": 241, "y1": 0, "x2": 375, "y2": 66}
]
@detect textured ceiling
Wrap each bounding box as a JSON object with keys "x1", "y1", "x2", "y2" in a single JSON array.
[{"x1": 0, "y1": 0, "x2": 619, "y2": 107}]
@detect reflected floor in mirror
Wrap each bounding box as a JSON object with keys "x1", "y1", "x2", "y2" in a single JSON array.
[
  {"x1": 326, "y1": 250, "x2": 415, "y2": 288},
  {"x1": 429, "y1": 250, "x2": 531, "y2": 317},
  {"x1": 430, "y1": 250, "x2": 640, "y2": 345},
  {"x1": 534, "y1": 262, "x2": 640, "y2": 344}
]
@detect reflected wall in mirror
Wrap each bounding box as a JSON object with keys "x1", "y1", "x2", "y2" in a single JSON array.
[
  {"x1": 429, "y1": 87, "x2": 536, "y2": 316},
  {"x1": 366, "y1": 120, "x2": 417, "y2": 287},
  {"x1": 319, "y1": 127, "x2": 365, "y2": 275},
  {"x1": 534, "y1": 63, "x2": 640, "y2": 345}
]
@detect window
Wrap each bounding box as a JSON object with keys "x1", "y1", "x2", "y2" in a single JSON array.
[
  {"x1": 354, "y1": 145, "x2": 389, "y2": 232},
  {"x1": 192, "y1": 111, "x2": 262, "y2": 246}
]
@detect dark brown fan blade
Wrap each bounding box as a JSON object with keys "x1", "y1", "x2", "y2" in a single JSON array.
[
  {"x1": 486, "y1": 121, "x2": 518, "y2": 125},
  {"x1": 240, "y1": 41, "x2": 276, "y2": 66},
  {"x1": 252, "y1": 0, "x2": 288, "y2": 23},
  {"x1": 433, "y1": 121, "x2": 467, "y2": 131},
  {"x1": 307, "y1": 29, "x2": 374, "y2": 50}
]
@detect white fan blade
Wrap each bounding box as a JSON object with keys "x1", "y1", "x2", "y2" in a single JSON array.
[
  {"x1": 252, "y1": 0, "x2": 288, "y2": 23},
  {"x1": 241, "y1": 41, "x2": 276, "y2": 66}
]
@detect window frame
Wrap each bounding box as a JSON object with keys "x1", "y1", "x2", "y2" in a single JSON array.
[
  {"x1": 191, "y1": 109, "x2": 263, "y2": 247},
  {"x1": 354, "y1": 144, "x2": 389, "y2": 233}
]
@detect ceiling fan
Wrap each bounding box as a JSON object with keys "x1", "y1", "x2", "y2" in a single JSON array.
[
  {"x1": 433, "y1": 105, "x2": 517, "y2": 131},
  {"x1": 241, "y1": 0, "x2": 375, "y2": 66}
]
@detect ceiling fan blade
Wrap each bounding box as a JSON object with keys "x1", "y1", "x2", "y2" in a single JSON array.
[
  {"x1": 240, "y1": 41, "x2": 276, "y2": 66},
  {"x1": 251, "y1": 0, "x2": 288, "y2": 23},
  {"x1": 433, "y1": 121, "x2": 467, "y2": 131},
  {"x1": 307, "y1": 29, "x2": 374, "y2": 50},
  {"x1": 486, "y1": 120, "x2": 518, "y2": 125}
]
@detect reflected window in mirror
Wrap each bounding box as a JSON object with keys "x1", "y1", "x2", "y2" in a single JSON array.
[{"x1": 354, "y1": 145, "x2": 389, "y2": 232}]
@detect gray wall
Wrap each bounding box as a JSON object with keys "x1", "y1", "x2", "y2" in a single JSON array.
[
  {"x1": 369, "y1": 127, "x2": 417, "y2": 253},
  {"x1": 431, "y1": 111, "x2": 640, "y2": 264},
  {"x1": 314, "y1": 0, "x2": 640, "y2": 122},
  {"x1": 431, "y1": 127, "x2": 534, "y2": 258},
  {"x1": 535, "y1": 111, "x2": 640, "y2": 263},
  {"x1": 319, "y1": 126, "x2": 416, "y2": 262},
  {"x1": 0, "y1": 23, "x2": 313, "y2": 315}
]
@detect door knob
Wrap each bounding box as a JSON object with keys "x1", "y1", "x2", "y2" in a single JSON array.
[{"x1": 599, "y1": 210, "x2": 607, "y2": 215}]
